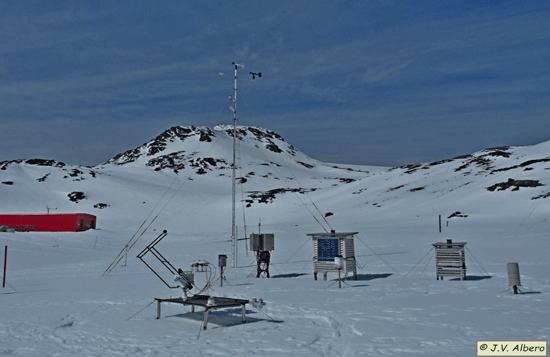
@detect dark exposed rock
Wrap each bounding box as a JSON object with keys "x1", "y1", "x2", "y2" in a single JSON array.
[
  {"x1": 448, "y1": 211, "x2": 468, "y2": 218},
  {"x1": 68, "y1": 169, "x2": 83, "y2": 177},
  {"x1": 94, "y1": 203, "x2": 110, "y2": 209},
  {"x1": 265, "y1": 142, "x2": 283, "y2": 153},
  {"x1": 248, "y1": 127, "x2": 284, "y2": 142},
  {"x1": 68, "y1": 191, "x2": 86, "y2": 203},
  {"x1": 409, "y1": 187, "x2": 425, "y2": 192},
  {"x1": 202, "y1": 157, "x2": 221, "y2": 167},
  {"x1": 25, "y1": 159, "x2": 66, "y2": 167},
  {"x1": 453, "y1": 148, "x2": 512, "y2": 174},
  {"x1": 145, "y1": 150, "x2": 231, "y2": 174},
  {"x1": 395, "y1": 158, "x2": 455, "y2": 174},
  {"x1": 246, "y1": 188, "x2": 317, "y2": 205},
  {"x1": 1, "y1": 159, "x2": 65, "y2": 170},
  {"x1": 109, "y1": 147, "x2": 142, "y2": 165},
  {"x1": 532, "y1": 192, "x2": 550, "y2": 200},
  {"x1": 297, "y1": 161, "x2": 314, "y2": 169},
  {"x1": 483, "y1": 149, "x2": 511, "y2": 158},
  {"x1": 147, "y1": 151, "x2": 187, "y2": 173},
  {"x1": 455, "y1": 156, "x2": 492, "y2": 172},
  {"x1": 402, "y1": 163, "x2": 422, "y2": 174},
  {"x1": 37, "y1": 174, "x2": 50, "y2": 182},
  {"x1": 490, "y1": 157, "x2": 550, "y2": 174},
  {"x1": 487, "y1": 178, "x2": 544, "y2": 192},
  {"x1": 216, "y1": 126, "x2": 287, "y2": 154},
  {"x1": 329, "y1": 165, "x2": 370, "y2": 173},
  {"x1": 199, "y1": 130, "x2": 214, "y2": 142},
  {"x1": 189, "y1": 157, "x2": 230, "y2": 172},
  {"x1": 2, "y1": 181, "x2": 14, "y2": 185},
  {"x1": 260, "y1": 162, "x2": 281, "y2": 167},
  {"x1": 107, "y1": 126, "x2": 216, "y2": 165},
  {"x1": 286, "y1": 145, "x2": 298, "y2": 156},
  {"x1": 105, "y1": 126, "x2": 296, "y2": 172},
  {"x1": 387, "y1": 185, "x2": 404, "y2": 192}
]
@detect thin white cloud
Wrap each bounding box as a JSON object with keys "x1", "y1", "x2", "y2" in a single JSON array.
[{"x1": 0, "y1": 1, "x2": 549, "y2": 166}]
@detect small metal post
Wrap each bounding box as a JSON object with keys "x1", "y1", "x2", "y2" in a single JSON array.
[
  {"x1": 338, "y1": 269, "x2": 342, "y2": 288},
  {"x1": 3, "y1": 246, "x2": 7, "y2": 288},
  {"x1": 203, "y1": 308, "x2": 210, "y2": 330},
  {"x1": 156, "y1": 300, "x2": 161, "y2": 319}
]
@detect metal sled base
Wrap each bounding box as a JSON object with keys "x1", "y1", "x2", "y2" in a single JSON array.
[{"x1": 155, "y1": 295, "x2": 249, "y2": 330}]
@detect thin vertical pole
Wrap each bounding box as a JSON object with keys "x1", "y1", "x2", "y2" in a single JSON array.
[
  {"x1": 439, "y1": 215, "x2": 441, "y2": 233},
  {"x1": 231, "y1": 63, "x2": 239, "y2": 269},
  {"x1": 3, "y1": 246, "x2": 7, "y2": 288},
  {"x1": 222, "y1": 62, "x2": 260, "y2": 268}
]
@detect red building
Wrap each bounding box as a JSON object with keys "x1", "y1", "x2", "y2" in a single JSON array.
[{"x1": 0, "y1": 214, "x2": 97, "y2": 232}]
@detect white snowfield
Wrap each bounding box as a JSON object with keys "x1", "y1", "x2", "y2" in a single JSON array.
[{"x1": 1, "y1": 126, "x2": 549, "y2": 356}]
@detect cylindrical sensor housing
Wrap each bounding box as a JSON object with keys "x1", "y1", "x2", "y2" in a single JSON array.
[
  {"x1": 334, "y1": 255, "x2": 344, "y2": 269},
  {"x1": 507, "y1": 262, "x2": 521, "y2": 286}
]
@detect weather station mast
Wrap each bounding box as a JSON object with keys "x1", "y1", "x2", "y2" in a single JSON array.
[{"x1": 220, "y1": 62, "x2": 261, "y2": 268}]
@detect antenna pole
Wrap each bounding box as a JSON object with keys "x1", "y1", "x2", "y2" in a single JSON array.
[
  {"x1": 231, "y1": 62, "x2": 241, "y2": 269},
  {"x1": 221, "y1": 62, "x2": 260, "y2": 268}
]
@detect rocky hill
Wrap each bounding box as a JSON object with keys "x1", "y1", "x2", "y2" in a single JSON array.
[{"x1": 0, "y1": 126, "x2": 549, "y2": 233}]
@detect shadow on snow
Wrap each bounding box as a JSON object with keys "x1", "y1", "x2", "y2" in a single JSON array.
[
  {"x1": 355, "y1": 273, "x2": 393, "y2": 281},
  {"x1": 162, "y1": 307, "x2": 283, "y2": 329}
]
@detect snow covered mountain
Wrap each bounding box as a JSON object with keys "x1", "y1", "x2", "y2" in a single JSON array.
[
  {"x1": 1, "y1": 125, "x2": 549, "y2": 233},
  {"x1": 1, "y1": 126, "x2": 549, "y2": 356},
  {"x1": 0, "y1": 125, "x2": 375, "y2": 232}
]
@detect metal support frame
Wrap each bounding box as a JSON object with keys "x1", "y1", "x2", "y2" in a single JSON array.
[
  {"x1": 136, "y1": 230, "x2": 181, "y2": 288},
  {"x1": 155, "y1": 295, "x2": 249, "y2": 330}
]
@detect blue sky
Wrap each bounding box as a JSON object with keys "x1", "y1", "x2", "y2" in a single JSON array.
[{"x1": 1, "y1": 1, "x2": 549, "y2": 167}]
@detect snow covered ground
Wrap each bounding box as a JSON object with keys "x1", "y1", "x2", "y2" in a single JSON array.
[{"x1": 1, "y1": 127, "x2": 549, "y2": 356}]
